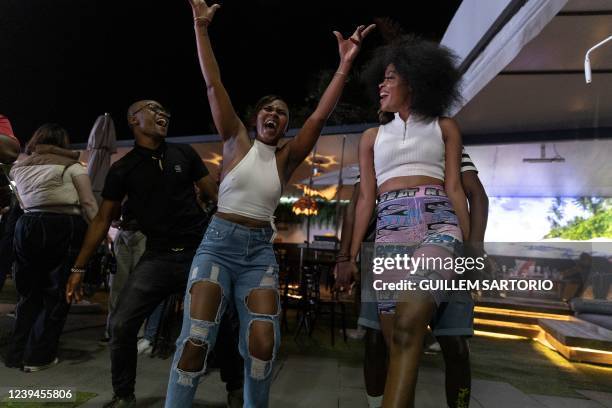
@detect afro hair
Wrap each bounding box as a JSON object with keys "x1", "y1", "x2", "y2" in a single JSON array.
[{"x1": 362, "y1": 35, "x2": 462, "y2": 122}]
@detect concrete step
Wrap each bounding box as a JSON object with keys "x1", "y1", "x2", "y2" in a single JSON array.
[
  {"x1": 471, "y1": 379, "x2": 546, "y2": 408},
  {"x1": 531, "y1": 394, "x2": 606, "y2": 408},
  {"x1": 576, "y1": 390, "x2": 612, "y2": 408}
]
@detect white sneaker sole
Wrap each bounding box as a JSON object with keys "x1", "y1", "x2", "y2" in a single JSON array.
[{"x1": 23, "y1": 358, "x2": 59, "y2": 372}]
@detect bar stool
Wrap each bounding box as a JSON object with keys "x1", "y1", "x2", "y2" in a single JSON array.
[{"x1": 294, "y1": 263, "x2": 347, "y2": 346}]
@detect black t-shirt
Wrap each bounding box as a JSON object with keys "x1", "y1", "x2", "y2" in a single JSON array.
[{"x1": 102, "y1": 142, "x2": 208, "y2": 250}]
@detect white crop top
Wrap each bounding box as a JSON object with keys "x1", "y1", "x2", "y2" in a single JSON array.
[
  {"x1": 374, "y1": 113, "x2": 445, "y2": 186},
  {"x1": 217, "y1": 139, "x2": 282, "y2": 222}
]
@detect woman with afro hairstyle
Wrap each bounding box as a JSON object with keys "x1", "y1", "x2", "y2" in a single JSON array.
[{"x1": 345, "y1": 35, "x2": 469, "y2": 407}]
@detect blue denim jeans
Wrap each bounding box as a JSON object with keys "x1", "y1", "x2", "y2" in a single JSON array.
[
  {"x1": 0, "y1": 201, "x2": 21, "y2": 291},
  {"x1": 166, "y1": 216, "x2": 280, "y2": 408},
  {"x1": 143, "y1": 302, "x2": 164, "y2": 342}
]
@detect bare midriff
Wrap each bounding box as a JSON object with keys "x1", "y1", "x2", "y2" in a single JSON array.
[
  {"x1": 378, "y1": 175, "x2": 444, "y2": 195},
  {"x1": 215, "y1": 211, "x2": 271, "y2": 228}
]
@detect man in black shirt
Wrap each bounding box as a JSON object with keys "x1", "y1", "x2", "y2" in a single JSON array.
[{"x1": 66, "y1": 100, "x2": 233, "y2": 407}]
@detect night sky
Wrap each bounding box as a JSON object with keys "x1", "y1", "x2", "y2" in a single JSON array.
[{"x1": 0, "y1": 0, "x2": 461, "y2": 144}]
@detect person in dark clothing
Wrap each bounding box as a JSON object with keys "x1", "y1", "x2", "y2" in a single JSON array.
[
  {"x1": 0, "y1": 199, "x2": 22, "y2": 292},
  {"x1": 6, "y1": 124, "x2": 98, "y2": 371},
  {"x1": 0, "y1": 114, "x2": 21, "y2": 291},
  {"x1": 65, "y1": 100, "x2": 240, "y2": 408},
  {"x1": 561, "y1": 252, "x2": 592, "y2": 301}
]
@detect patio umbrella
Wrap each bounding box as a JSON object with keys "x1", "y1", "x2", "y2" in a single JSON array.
[{"x1": 86, "y1": 113, "x2": 117, "y2": 205}]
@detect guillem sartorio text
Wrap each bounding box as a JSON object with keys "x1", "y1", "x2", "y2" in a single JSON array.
[{"x1": 372, "y1": 279, "x2": 555, "y2": 292}]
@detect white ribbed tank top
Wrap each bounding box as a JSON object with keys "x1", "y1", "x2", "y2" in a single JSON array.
[
  {"x1": 217, "y1": 139, "x2": 282, "y2": 221},
  {"x1": 374, "y1": 113, "x2": 445, "y2": 186}
]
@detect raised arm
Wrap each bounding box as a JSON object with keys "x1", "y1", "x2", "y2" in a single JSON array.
[
  {"x1": 350, "y1": 128, "x2": 378, "y2": 262},
  {"x1": 440, "y1": 118, "x2": 470, "y2": 241},
  {"x1": 284, "y1": 24, "x2": 376, "y2": 178},
  {"x1": 189, "y1": 0, "x2": 247, "y2": 142}
]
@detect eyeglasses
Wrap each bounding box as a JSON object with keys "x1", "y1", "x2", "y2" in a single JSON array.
[{"x1": 132, "y1": 103, "x2": 171, "y2": 117}]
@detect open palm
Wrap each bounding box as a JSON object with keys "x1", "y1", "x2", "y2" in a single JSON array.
[
  {"x1": 334, "y1": 24, "x2": 376, "y2": 62},
  {"x1": 189, "y1": 0, "x2": 221, "y2": 23}
]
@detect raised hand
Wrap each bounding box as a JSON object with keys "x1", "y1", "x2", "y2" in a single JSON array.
[
  {"x1": 334, "y1": 24, "x2": 376, "y2": 63},
  {"x1": 189, "y1": 0, "x2": 221, "y2": 27}
]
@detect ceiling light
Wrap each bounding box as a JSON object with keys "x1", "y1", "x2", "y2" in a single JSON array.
[
  {"x1": 523, "y1": 144, "x2": 565, "y2": 163},
  {"x1": 584, "y1": 35, "x2": 612, "y2": 84}
]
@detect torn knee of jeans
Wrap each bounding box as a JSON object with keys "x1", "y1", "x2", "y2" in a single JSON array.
[
  {"x1": 248, "y1": 326, "x2": 275, "y2": 380},
  {"x1": 176, "y1": 321, "x2": 213, "y2": 375},
  {"x1": 259, "y1": 265, "x2": 277, "y2": 287},
  {"x1": 189, "y1": 320, "x2": 211, "y2": 338},
  {"x1": 245, "y1": 287, "x2": 280, "y2": 317},
  {"x1": 249, "y1": 355, "x2": 272, "y2": 381},
  {"x1": 176, "y1": 337, "x2": 209, "y2": 388},
  {"x1": 246, "y1": 318, "x2": 277, "y2": 381},
  {"x1": 189, "y1": 278, "x2": 223, "y2": 323}
]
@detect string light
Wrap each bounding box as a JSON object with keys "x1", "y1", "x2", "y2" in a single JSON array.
[{"x1": 292, "y1": 196, "x2": 319, "y2": 216}]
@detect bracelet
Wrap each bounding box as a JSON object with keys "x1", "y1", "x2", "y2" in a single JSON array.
[
  {"x1": 70, "y1": 266, "x2": 86, "y2": 274},
  {"x1": 194, "y1": 16, "x2": 212, "y2": 28},
  {"x1": 336, "y1": 255, "x2": 350, "y2": 262},
  {"x1": 335, "y1": 71, "x2": 347, "y2": 76}
]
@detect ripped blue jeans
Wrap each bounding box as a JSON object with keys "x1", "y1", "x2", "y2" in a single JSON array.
[{"x1": 165, "y1": 216, "x2": 280, "y2": 408}]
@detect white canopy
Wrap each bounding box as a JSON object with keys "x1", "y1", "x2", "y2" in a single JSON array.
[{"x1": 450, "y1": 0, "x2": 612, "y2": 138}]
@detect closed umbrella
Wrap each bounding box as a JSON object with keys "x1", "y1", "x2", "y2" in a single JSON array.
[{"x1": 86, "y1": 113, "x2": 117, "y2": 205}]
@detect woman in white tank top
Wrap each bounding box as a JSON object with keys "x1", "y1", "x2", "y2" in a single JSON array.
[
  {"x1": 165, "y1": 2, "x2": 375, "y2": 407},
  {"x1": 347, "y1": 36, "x2": 471, "y2": 407}
]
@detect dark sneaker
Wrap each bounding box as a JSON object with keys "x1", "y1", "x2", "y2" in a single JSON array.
[
  {"x1": 23, "y1": 358, "x2": 59, "y2": 372},
  {"x1": 227, "y1": 388, "x2": 244, "y2": 408},
  {"x1": 102, "y1": 394, "x2": 136, "y2": 408},
  {"x1": 98, "y1": 335, "x2": 111, "y2": 346}
]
